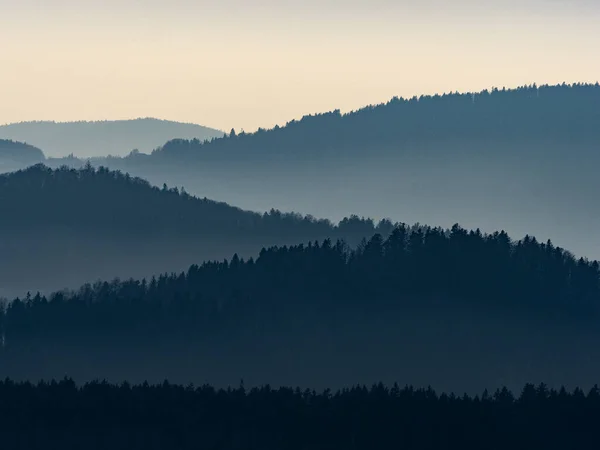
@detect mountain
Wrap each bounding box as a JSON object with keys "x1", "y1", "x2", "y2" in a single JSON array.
[
  {"x1": 41, "y1": 82, "x2": 600, "y2": 260},
  {"x1": 0, "y1": 139, "x2": 45, "y2": 173},
  {"x1": 151, "y1": 82, "x2": 600, "y2": 163},
  {"x1": 2, "y1": 221, "x2": 600, "y2": 394},
  {"x1": 0, "y1": 164, "x2": 393, "y2": 299},
  {"x1": 0, "y1": 118, "x2": 224, "y2": 158}
]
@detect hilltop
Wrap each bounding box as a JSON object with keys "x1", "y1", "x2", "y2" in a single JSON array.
[
  {"x1": 0, "y1": 118, "x2": 224, "y2": 158},
  {"x1": 151, "y1": 82, "x2": 600, "y2": 162},
  {"x1": 0, "y1": 164, "x2": 392, "y2": 298},
  {"x1": 9, "y1": 83, "x2": 600, "y2": 259},
  {"x1": 52, "y1": 82, "x2": 598, "y2": 260},
  {"x1": 0, "y1": 139, "x2": 45, "y2": 172}
]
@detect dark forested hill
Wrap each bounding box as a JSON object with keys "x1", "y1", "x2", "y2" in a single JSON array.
[
  {"x1": 0, "y1": 139, "x2": 45, "y2": 172},
  {"x1": 0, "y1": 164, "x2": 392, "y2": 298},
  {"x1": 41, "y1": 83, "x2": 600, "y2": 259},
  {"x1": 0, "y1": 378, "x2": 598, "y2": 450},
  {"x1": 3, "y1": 220, "x2": 600, "y2": 393},
  {"x1": 0, "y1": 118, "x2": 224, "y2": 158}
]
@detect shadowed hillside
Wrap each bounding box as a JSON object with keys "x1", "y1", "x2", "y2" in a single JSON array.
[
  {"x1": 0, "y1": 139, "x2": 45, "y2": 173},
  {"x1": 0, "y1": 118, "x2": 224, "y2": 158},
  {"x1": 0, "y1": 164, "x2": 393, "y2": 299}
]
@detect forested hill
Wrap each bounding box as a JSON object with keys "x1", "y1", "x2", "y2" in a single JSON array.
[
  {"x1": 0, "y1": 164, "x2": 390, "y2": 238},
  {"x1": 0, "y1": 140, "x2": 45, "y2": 172},
  {"x1": 3, "y1": 222, "x2": 600, "y2": 392},
  {"x1": 150, "y1": 83, "x2": 600, "y2": 163},
  {"x1": 54, "y1": 82, "x2": 600, "y2": 262},
  {"x1": 0, "y1": 118, "x2": 224, "y2": 158},
  {"x1": 0, "y1": 165, "x2": 392, "y2": 298}
]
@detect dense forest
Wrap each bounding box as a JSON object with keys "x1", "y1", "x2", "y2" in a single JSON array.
[
  {"x1": 0, "y1": 164, "x2": 388, "y2": 237},
  {"x1": 37, "y1": 83, "x2": 600, "y2": 260},
  {"x1": 0, "y1": 378, "x2": 599, "y2": 450},
  {"x1": 0, "y1": 118, "x2": 224, "y2": 158},
  {"x1": 3, "y1": 84, "x2": 600, "y2": 394},
  {"x1": 3, "y1": 223, "x2": 598, "y2": 337},
  {"x1": 148, "y1": 82, "x2": 600, "y2": 162},
  {"x1": 0, "y1": 164, "x2": 392, "y2": 298},
  {"x1": 43, "y1": 83, "x2": 600, "y2": 167},
  {"x1": 3, "y1": 220, "x2": 600, "y2": 391}
]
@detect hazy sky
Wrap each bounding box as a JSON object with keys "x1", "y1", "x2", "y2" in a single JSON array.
[{"x1": 1, "y1": 0, "x2": 599, "y2": 132}]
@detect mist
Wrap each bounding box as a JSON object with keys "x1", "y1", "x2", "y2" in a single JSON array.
[{"x1": 3, "y1": 302, "x2": 600, "y2": 395}]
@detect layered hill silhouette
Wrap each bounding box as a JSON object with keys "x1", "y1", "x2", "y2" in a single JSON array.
[
  {"x1": 0, "y1": 164, "x2": 393, "y2": 299},
  {"x1": 2, "y1": 212, "x2": 600, "y2": 393},
  {"x1": 0, "y1": 118, "x2": 224, "y2": 158},
  {"x1": 39, "y1": 82, "x2": 600, "y2": 259},
  {"x1": 150, "y1": 82, "x2": 600, "y2": 162},
  {"x1": 0, "y1": 139, "x2": 45, "y2": 173}
]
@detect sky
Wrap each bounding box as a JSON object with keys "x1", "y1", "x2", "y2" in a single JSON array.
[{"x1": 1, "y1": 0, "x2": 599, "y2": 132}]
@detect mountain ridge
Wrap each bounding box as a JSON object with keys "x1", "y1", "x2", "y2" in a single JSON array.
[
  {"x1": 0, "y1": 139, "x2": 45, "y2": 173},
  {"x1": 3, "y1": 205, "x2": 600, "y2": 393},
  {"x1": 5, "y1": 82, "x2": 600, "y2": 260},
  {"x1": 0, "y1": 118, "x2": 224, "y2": 158},
  {"x1": 0, "y1": 164, "x2": 393, "y2": 299},
  {"x1": 50, "y1": 81, "x2": 598, "y2": 261},
  {"x1": 150, "y1": 82, "x2": 600, "y2": 161}
]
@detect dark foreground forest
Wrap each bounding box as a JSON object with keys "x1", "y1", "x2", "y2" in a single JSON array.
[
  {"x1": 3, "y1": 221, "x2": 600, "y2": 392},
  {"x1": 0, "y1": 378, "x2": 599, "y2": 450}
]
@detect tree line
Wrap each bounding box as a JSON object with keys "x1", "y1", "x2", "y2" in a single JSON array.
[
  {"x1": 33, "y1": 82, "x2": 600, "y2": 170},
  {"x1": 0, "y1": 377, "x2": 599, "y2": 449},
  {"x1": 2, "y1": 220, "x2": 598, "y2": 345},
  {"x1": 149, "y1": 82, "x2": 600, "y2": 163},
  {"x1": 0, "y1": 164, "x2": 391, "y2": 240},
  {"x1": 0, "y1": 164, "x2": 399, "y2": 300}
]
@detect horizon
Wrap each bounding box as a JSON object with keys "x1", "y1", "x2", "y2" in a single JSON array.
[
  {"x1": 0, "y1": 117, "x2": 223, "y2": 130},
  {"x1": 2, "y1": 0, "x2": 599, "y2": 132},
  {"x1": 2, "y1": 81, "x2": 598, "y2": 133}
]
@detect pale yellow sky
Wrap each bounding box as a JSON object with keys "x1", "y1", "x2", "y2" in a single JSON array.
[{"x1": 1, "y1": 0, "x2": 599, "y2": 132}]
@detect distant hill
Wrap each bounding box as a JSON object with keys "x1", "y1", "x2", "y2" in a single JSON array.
[
  {"x1": 45, "y1": 82, "x2": 600, "y2": 260},
  {"x1": 0, "y1": 139, "x2": 45, "y2": 173},
  {"x1": 150, "y1": 82, "x2": 600, "y2": 162},
  {"x1": 0, "y1": 164, "x2": 393, "y2": 298},
  {"x1": 0, "y1": 118, "x2": 224, "y2": 158}
]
